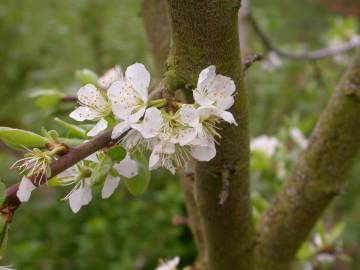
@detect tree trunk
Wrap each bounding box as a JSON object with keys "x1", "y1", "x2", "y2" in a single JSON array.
[
  {"x1": 166, "y1": 1, "x2": 254, "y2": 270},
  {"x1": 256, "y1": 49, "x2": 360, "y2": 270}
]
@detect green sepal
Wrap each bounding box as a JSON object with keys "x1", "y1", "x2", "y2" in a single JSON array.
[
  {"x1": 0, "y1": 127, "x2": 49, "y2": 150},
  {"x1": 107, "y1": 146, "x2": 126, "y2": 162}
]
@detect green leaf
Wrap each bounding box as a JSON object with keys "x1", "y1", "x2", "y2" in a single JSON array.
[
  {"x1": 92, "y1": 155, "x2": 114, "y2": 186},
  {"x1": 0, "y1": 127, "x2": 49, "y2": 150},
  {"x1": 54, "y1": 117, "x2": 87, "y2": 139},
  {"x1": 75, "y1": 69, "x2": 99, "y2": 85},
  {"x1": 108, "y1": 146, "x2": 126, "y2": 162},
  {"x1": 124, "y1": 152, "x2": 151, "y2": 196},
  {"x1": 0, "y1": 181, "x2": 6, "y2": 206},
  {"x1": 30, "y1": 89, "x2": 63, "y2": 109}
]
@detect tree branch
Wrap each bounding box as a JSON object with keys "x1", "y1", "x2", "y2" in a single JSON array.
[
  {"x1": 256, "y1": 49, "x2": 360, "y2": 269},
  {"x1": 1, "y1": 129, "x2": 113, "y2": 218},
  {"x1": 248, "y1": 13, "x2": 360, "y2": 61},
  {"x1": 166, "y1": 1, "x2": 254, "y2": 269}
]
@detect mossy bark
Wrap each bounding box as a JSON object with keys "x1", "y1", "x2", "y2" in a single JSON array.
[
  {"x1": 256, "y1": 49, "x2": 360, "y2": 270},
  {"x1": 166, "y1": 1, "x2": 255, "y2": 270}
]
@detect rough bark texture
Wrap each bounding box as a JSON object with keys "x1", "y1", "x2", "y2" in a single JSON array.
[
  {"x1": 141, "y1": 0, "x2": 170, "y2": 75},
  {"x1": 141, "y1": 2, "x2": 207, "y2": 268},
  {"x1": 166, "y1": 1, "x2": 254, "y2": 270},
  {"x1": 256, "y1": 49, "x2": 360, "y2": 270}
]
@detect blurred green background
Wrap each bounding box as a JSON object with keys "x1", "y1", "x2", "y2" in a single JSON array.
[{"x1": 0, "y1": 0, "x2": 359, "y2": 269}]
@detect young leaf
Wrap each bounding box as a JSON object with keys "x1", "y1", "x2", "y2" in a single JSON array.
[
  {"x1": 54, "y1": 117, "x2": 87, "y2": 139},
  {"x1": 30, "y1": 89, "x2": 64, "y2": 109},
  {"x1": 0, "y1": 127, "x2": 49, "y2": 150},
  {"x1": 75, "y1": 69, "x2": 99, "y2": 85},
  {"x1": 124, "y1": 152, "x2": 151, "y2": 196},
  {"x1": 92, "y1": 155, "x2": 114, "y2": 186},
  {"x1": 107, "y1": 146, "x2": 126, "y2": 162}
]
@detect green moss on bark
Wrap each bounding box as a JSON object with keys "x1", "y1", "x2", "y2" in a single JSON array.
[{"x1": 166, "y1": 1, "x2": 255, "y2": 270}]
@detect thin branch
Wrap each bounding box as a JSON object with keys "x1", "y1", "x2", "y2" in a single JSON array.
[
  {"x1": 247, "y1": 13, "x2": 360, "y2": 61},
  {"x1": 1, "y1": 129, "x2": 113, "y2": 219},
  {"x1": 60, "y1": 95, "x2": 77, "y2": 102},
  {"x1": 243, "y1": 53, "x2": 264, "y2": 71}
]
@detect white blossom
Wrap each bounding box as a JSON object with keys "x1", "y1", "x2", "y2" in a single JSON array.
[
  {"x1": 11, "y1": 147, "x2": 52, "y2": 178},
  {"x1": 102, "y1": 155, "x2": 138, "y2": 199},
  {"x1": 290, "y1": 128, "x2": 308, "y2": 150},
  {"x1": 193, "y1": 66, "x2": 236, "y2": 112},
  {"x1": 70, "y1": 84, "x2": 111, "y2": 137},
  {"x1": 155, "y1": 257, "x2": 180, "y2": 270},
  {"x1": 108, "y1": 63, "x2": 150, "y2": 138},
  {"x1": 59, "y1": 165, "x2": 93, "y2": 213},
  {"x1": 98, "y1": 65, "x2": 123, "y2": 90},
  {"x1": 250, "y1": 135, "x2": 280, "y2": 157},
  {"x1": 17, "y1": 176, "x2": 36, "y2": 202}
]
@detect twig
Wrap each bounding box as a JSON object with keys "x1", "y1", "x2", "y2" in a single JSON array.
[
  {"x1": 1, "y1": 129, "x2": 113, "y2": 219},
  {"x1": 243, "y1": 53, "x2": 264, "y2": 71},
  {"x1": 247, "y1": 13, "x2": 360, "y2": 61},
  {"x1": 60, "y1": 95, "x2": 77, "y2": 102}
]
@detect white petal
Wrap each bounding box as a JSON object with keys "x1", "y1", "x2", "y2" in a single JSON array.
[
  {"x1": 208, "y1": 75, "x2": 236, "y2": 97},
  {"x1": 69, "y1": 187, "x2": 84, "y2": 213},
  {"x1": 197, "y1": 65, "x2": 216, "y2": 90},
  {"x1": 17, "y1": 177, "x2": 36, "y2": 202},
  {"x1": 149, "y1": 150, "x2": 160, "y2": 170},
  {"x1": 125, "y1": 63, "x2": 150, "y2": 102},
  {"x1": 220, "y1": 111, "x2": 237, "y2": 125},
  {"x1": 164, "y1": 161, "x2": 176, "y2": 175},
  {"x1": 108, "y1": 80, "x2": 140, "y2": 119},
  {"x1": 57, "y1": 166, "x2": 78, "y2": 178},
  {"x1": 114, "y1": 156, "x2": 138, "y2": 178},
  {"x1": 216, "y1": 96, "x2": 234, "y2": 111},
  {"x1": 111, "y1": 121, "x2": 131, "y2": 139},
  {"x1": 132, "y1": 107, "x2": 163, "y2": 138},
  {"x1": 98, "y1": 65, "x2": 123, "y2": 89},
  {"x1": 87, "y1": 118, "x2": 108, "y2": 137},
  {"x1": 178, "y1": 128, "x2": 197, "y2": 146},
  {"x1": 128, "y1": 106, "x2": 146, "y2": 123},
  {"x1": 191, "y1": 142, "x2": 216, "y2": 161},
  {"x1": 70, "y1": 106, "x2": 101, "y2": 121},
  {"x1": 101, "y1": 176, "x2": 120, "y2": 199},
  {"x1": 193, "y1": 90, "x2": 214, "y2": 107},
  {"x1": 81, "y1": 184, "x2": 92, "y2": 206},
  {"x1": 154, "y1": 141, "x2": 175, "y2": 154},
  {"x1": 78, "y1": 84, "x2": 108, "y2": 109},
  {"x1": 179, "y1": 104, "x2": 199, "y2": 127}
]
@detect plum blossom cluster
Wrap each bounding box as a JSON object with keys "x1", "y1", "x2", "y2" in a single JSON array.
[
  {"x1": 69, "y1": 63, "x2": 237, "y2": 174},
  {"x1": 14, "y1": 63, "x2": 237, "y2": 213}
]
